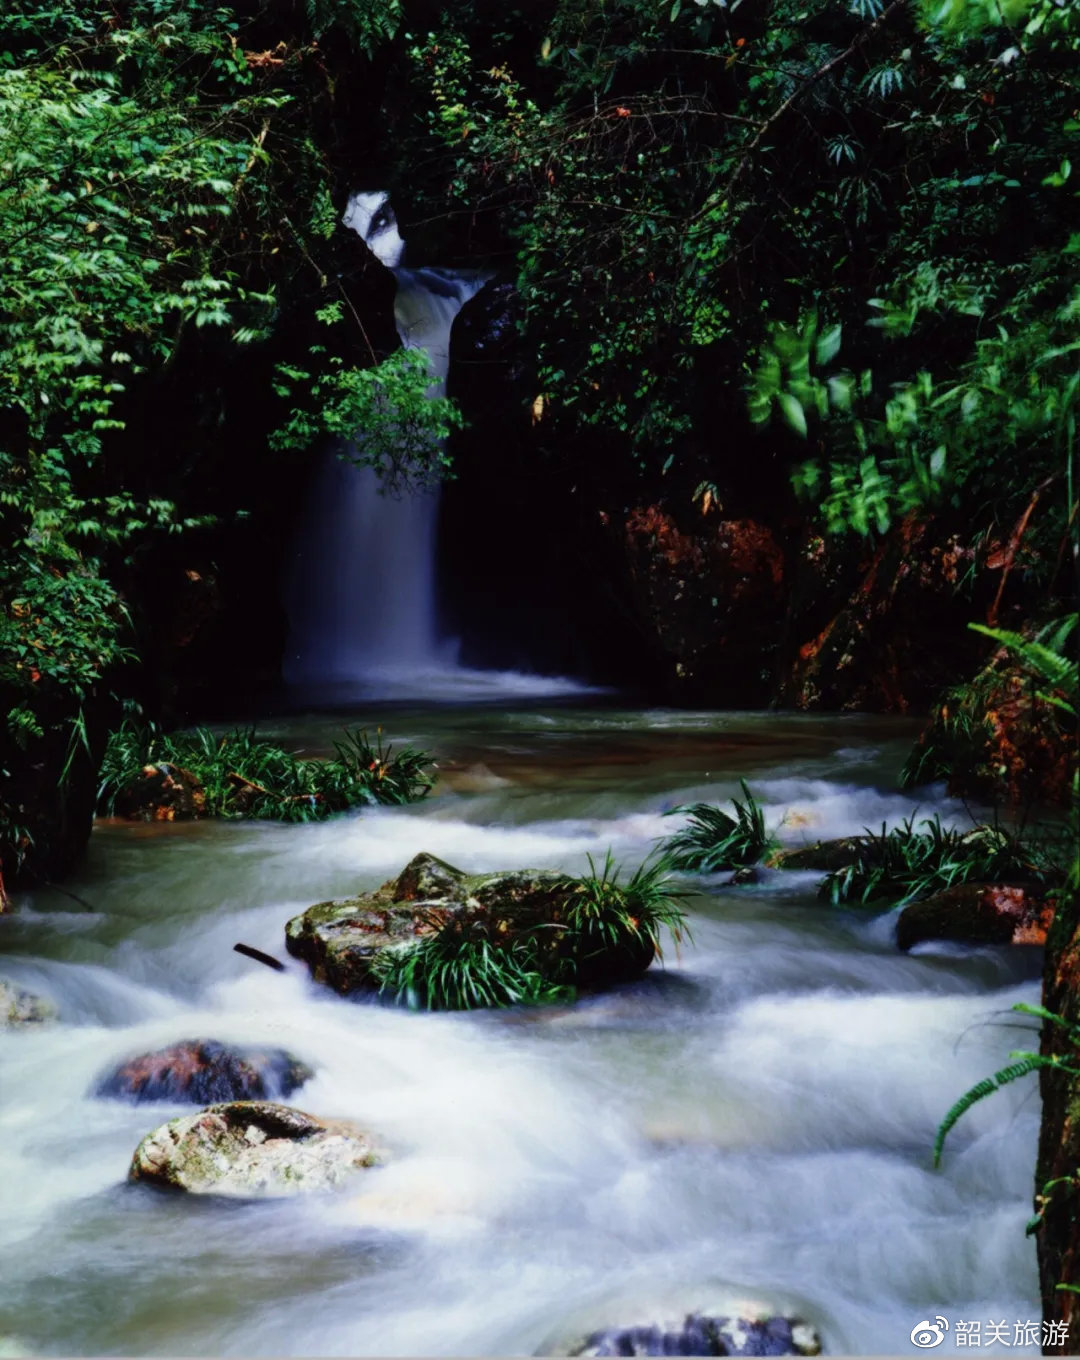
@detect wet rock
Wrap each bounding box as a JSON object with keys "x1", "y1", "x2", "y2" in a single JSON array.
[
  {"x1": 779, "y1": 514, "x2": 981, "y2": 713},
  {"x1": 622, "y1": 507, "x2": 786, "y2": 704},
  {"x1": 113, "y1": 764, "x2": 206, "y2": 822},
  {"x1": 896, "y1": 882, "x2": 1053, "y2": 951},
  {"x1": 285, "y1": 851, "x2": 656, "y2": 1003},
  {"x1": 725, "y1": 866, "x2": 762, "y2": 886},
  {"x1": 129, "y1": 1100, "x2": 379, "y2": 1198},
  {"x1": 560, "y1": 1314, "x2": 821, "y2": 1357},
  {"x1": 764, "y1": 838, "x2": 866, "y2": 872},
  {"x1": 0, "y1": 978, "x2": 57, "y2": 1027},
  {"x1": 95, "y1": 1040, "x2": 312, "y2": 1104}
]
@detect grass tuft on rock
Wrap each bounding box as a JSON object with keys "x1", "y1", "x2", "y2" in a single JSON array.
[
  {"x1": 662, "y1": 780, "x2": 775, "y2": 872},
  {"x1": 820, "y1": 815, "x2": 1060, "y2": 907},
  {"x1": 370, "y1": 851, "x2": 689, "y2": 1011},
  {"x1": 97, "y1": 721, "x2": 435, "y2": 822}
]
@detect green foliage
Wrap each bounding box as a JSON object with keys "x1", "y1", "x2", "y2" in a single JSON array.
[
  {"x1": 934, "y1": 1002, "x2": 1080, "y2": 1168},
  {"x1": 0, "y1": 0, "x2": 416, "y2": 881},
  {"x1": 662, "y1": 781, "x2": 775, "y2": 872},
  {"x1": 969, "y1": 617, "x2": 1079, "y2": 719},
  {"x1": 567, "y1": 849, "x2": 691, "y2": 961},
  {"x1": 371, "y1": 850, "x2": 689, "y2": 1011},
  {"x1": 820, "y1": 816, "x2": 1057, "y2": 906},
  {"x1": 902, "y1": 616, "x2": 1079, "y2": 799},
  {"x1": 371, "y1": 919, "x2": 573, "y2": 1011},
  {"x1": 269, "y1": 308, "x2": 462, "y2": 490},
  {"x1": 304, "y1": 0, "x2": 402, "y2": 55},
  {"x1": 401, "y1": 0, "x2": 1080, "y2": 508},
  {"x1": 97, "y1": 722, "x2": 435, "y2": 822}
]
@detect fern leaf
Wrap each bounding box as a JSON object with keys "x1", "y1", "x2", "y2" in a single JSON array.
[{"x1": 934, "y1": 1055, "x2": 1050, "y2": 1167}]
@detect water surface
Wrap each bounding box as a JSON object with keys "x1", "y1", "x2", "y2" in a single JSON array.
[{"x1": 0, "y1": 703, "x2": 1043, "y2": 1355}]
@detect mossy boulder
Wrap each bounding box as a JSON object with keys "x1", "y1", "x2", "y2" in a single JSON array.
[
  {"x1": 896, "y1": 882, "x2": 1053, "y2": 951},
  {"x1": 129, "y1": 1101, "x2": 379, "y2": 1198},
  {"x1": 558, "y1": 1313, "x2": 821, "y2": 1357},
  {"x1": 764, "y1": 837, "x2": 867, "y2": 872},
  {"x1": 1, "y1": 979, "x2": 57, "y2": 1027},
  {"x1": 284, "y1": 852, "x2": 657, "y2": 1002},
  {"x1": 96, "y1": 1039, "x2": 312, "y2": 1104}
]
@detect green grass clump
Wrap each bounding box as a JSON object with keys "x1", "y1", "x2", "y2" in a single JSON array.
[
  {"x1": 371, "y1": 851, "x2": 689, "y2": 1011},
  {"x1": 371, "y1": 921, "x2": 572, "y2": 1011},
  {"x1": 820, "y1": 815, "x2": 1057, "y2": 907},
  {"x1": 566, "y1": 849, "x2": 690, "y2": 961},
  {"x1": 662, "y1": 780, "x2": 775, "y2": 872},
  {"x1": 97, "y1": 721, "x2": 434, "y2": 822}
]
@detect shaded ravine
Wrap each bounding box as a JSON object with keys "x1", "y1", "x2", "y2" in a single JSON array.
[{"x1": 0, "y1": 705, "x2": 1044, "y2": 1356}]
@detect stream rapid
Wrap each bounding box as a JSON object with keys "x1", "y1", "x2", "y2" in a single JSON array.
[{"x1": 0, "y1": 701, "x2": 1043, "y2": 1356}]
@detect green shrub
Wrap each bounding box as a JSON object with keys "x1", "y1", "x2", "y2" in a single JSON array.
[
  {"x1": 662, "y1": 782, "x2": 775, "y2": 873},
  {"x1": 97, "y1": 722, "x2": 434, "y2": 822},
  {"x1": 820, "y1": 815, "x2": 1057, "y2": 907}
]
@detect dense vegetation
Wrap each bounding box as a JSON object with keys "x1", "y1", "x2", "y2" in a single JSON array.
[
  {"x1": 1, "y1": 0, "x2": 1075, "y2": 879},
  {"x1": 97, "y1": 722, "x2": 434, "y2": 821}
]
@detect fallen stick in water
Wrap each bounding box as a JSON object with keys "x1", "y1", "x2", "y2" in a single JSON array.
[{"x1": 234, "y1": 942, "x2": 286, "y2": 972}]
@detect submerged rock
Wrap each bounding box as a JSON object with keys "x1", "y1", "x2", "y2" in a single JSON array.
[
  {"x1": 896, "y1": 882, "x2": 1053, "y2": 951},
  {"x1": 560, "y1": 1314, "x2": 821, "y2": 1357},
  {"x1": 0, "y1": 978, "x2": 57, "y2": 1027},
  {"x1": 113, "y1": 764, "x2": 206, "y2": 821},
  {"x1": 95, "y1": 1040, "x2": 312, "y2": 1104},
  {"x1": 129, "y1": 1100, "x2": 379, "y2": 1198},
  {"x1": 284, "y1": 851, "x2": 656, "y2": 1004}
]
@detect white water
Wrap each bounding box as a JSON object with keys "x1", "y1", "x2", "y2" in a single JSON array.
[
  {"x1": 0, "y1": 708, "x2": 1043, "y2": 1356},
  {"x1": 284, "y1": 193, "x2": 586, "y2": 702}
]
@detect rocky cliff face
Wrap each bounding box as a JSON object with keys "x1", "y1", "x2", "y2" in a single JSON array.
[{"x1": 1035, "y1": 891, "x2": 1080, "y2": 1355}]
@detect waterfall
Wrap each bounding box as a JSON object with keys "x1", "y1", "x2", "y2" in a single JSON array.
[
  {"x1": 283, "y1": 193, "x2": 487, "y2": 695},
  {"x1": 284, "y1": 191, "x2": 594, "y2": 701}
]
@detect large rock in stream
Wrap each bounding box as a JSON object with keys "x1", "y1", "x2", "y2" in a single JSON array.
[
  {"x1": 96, "y1": 1039, "x2": 312, "y2": 1104},
  {"x1": 896, "y1": 882, "x2": 1053, "y2": 951},
  {"x1": 129, "y1": 1101, "x2": 379, "y2": 1198},
  {"x1": 284, "y1": 852, "x2": 656, "y2": 1003}
]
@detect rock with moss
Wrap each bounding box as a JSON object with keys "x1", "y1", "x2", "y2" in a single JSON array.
[
  {"x1": 285, "y1": 851, "x2": 663, "y2": 1006},
  {"x1": 896, "y1": 882, "x2": 1053, "y2": 951},
  {"x1": 129, "y1": 1100, "x2": 379, "y2": 1198},
  {"x1": 556, "y1": 1312, "x2": 821, "y2": 1357},
  {"x1": 96, "y1": 1039, "x2": 313, "y2": 1104},
  {"x1": 1, "y1": 978, "x2": 57, "y2": 1027},
  {"x1": 764, "y1": 838, "x2": 867, "y2": 872}
]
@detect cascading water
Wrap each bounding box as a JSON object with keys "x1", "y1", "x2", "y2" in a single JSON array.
[
  {"x1": 0, "y1": 707, "x2": 1044, "y2": 1355},
  {"x1": 283, "y1": 192, "x2": 489, "y2": 696}
]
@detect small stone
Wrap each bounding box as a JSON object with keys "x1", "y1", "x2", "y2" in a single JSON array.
[{"x1": 0, "y1": 979, "x2": 57, "y2": 1028}]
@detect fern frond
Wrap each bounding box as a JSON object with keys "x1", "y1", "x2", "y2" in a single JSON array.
[{"x1": 934, "y1": 1055, "x2": 1051, "y2": 1167}]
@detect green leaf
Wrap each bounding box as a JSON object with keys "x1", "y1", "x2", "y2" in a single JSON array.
[{"x1": 777, "y1": 391, "x2": 808, "y2": 437}]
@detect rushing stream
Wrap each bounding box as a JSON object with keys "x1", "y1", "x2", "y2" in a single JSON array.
[{"x1": 0, "y1": 701, "x2": 1042, "y2": 1356}]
